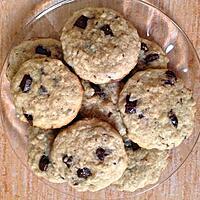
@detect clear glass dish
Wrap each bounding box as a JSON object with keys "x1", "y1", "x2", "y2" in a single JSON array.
[{"x1": 0, "y1": 0, "x2": 200, "y2": 199}]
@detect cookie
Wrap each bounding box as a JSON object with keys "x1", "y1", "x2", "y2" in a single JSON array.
[
  {"x1": 117, "y1": 38, "x2": 169, "y2": 86},
  {"x1": 119, "y1": 69, "x2": 195, "y2": 150},
  {"x1": 80, "y1": 80, "x2": 126, "y2": 136},
  {"x1": 11, "y1": 58, "x2": 83, "y2": 129},
  {"x1": 51, "y1": 118, "x2": 127, "y2": 191},
  {"x1": 113, "y1": 139, "x2": 169, "y2": 192},
  {"x1": 28, "y1": 127, "x2": 66, "y2": 183},
  {"x1": 137, "y1": 38, "x2": 169, "y2": 70},
  {"x1": 7, "y1": 38, "x2": 63, "y2": 81},
  {"x1": 61, "y1": 7, "x2": 140, "y2": 84}
]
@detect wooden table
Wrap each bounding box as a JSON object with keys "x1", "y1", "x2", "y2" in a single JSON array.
[{"x1": 0, "y1": 0, "x2": 200, "y2": 199}]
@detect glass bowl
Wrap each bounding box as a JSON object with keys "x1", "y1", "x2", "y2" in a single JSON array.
[{"x1": 0, "y1": 0, "x2": 200, "y2": 199}]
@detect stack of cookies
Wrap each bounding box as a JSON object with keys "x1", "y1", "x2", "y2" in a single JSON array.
[{"x1": 7, "y1": 8, "x2": 195, "y2": 192}]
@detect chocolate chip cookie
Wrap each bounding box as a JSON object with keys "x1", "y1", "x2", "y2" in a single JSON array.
[
  {"x1": 11, "y1": 58, "x2": 83, "y2": 129},
  {"x1": 61, "y1": 7, "x2": 140, "y2": 84},
  {"x1": 119, "y1": 69, "x2": 195, "y2": 150},
  {"x1": 51, "y1": 118, "x2": 127, "y2": 191},
  {"x1": 117, "y1": 38, "x2": 169, "y2": 86},
  {"x1": 137, "y1": 38, "x2": 169, "y2": 70},
  {"x1": 28, "y1": 127, "x2": 66, "y2": 183},
  {"x1": 113, "y1": 139, "x2": 169, "y2": 192},
  {"x1": 80, "y1": 80, "x2": 126, "y2": 136},
  {"x1": 7, "y1": 38, "x2": 63, "y2": 81}
]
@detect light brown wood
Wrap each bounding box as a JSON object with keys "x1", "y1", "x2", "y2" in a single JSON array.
[{"x1": 0, "y1": 0, "x2": 200, "y2": 199}]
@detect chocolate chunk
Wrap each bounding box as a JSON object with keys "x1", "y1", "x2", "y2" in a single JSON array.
[
  {"x1": 35, "y1": 45, "x2": 51, "y2": 57},
  {"x1": 144, "y1": 53, "x2": 159, "y2": 64},
  {"x1": 73, "y1": 182, "x2": 79, "y2": 186},
  {"x1": 38, "y1": 85, "x2": 48, "y2": 95},
  {"x1": 164, "y1": 70, "x2": 177, "y2": 86},
  {"x1": 108, "y1": 112, "x2": 112, "y2": 117},
  {"x1": 125, "y1": 95, "x2": 137, "y2": 114},
  {"x1": 164, "y1": 79, "x2": 174, "y2": 85},
  {"x1": 39, "y1": 155, "x2": 50, "y2": 171},
  {"x1": 62, "y1": 155, "x2": 73, "y2": 168},
  {"x1": 90, "y1": 83, "x2": 106, "y2": 99},
  {"x1": 59, "y1": 175, "x2": 65, "y2": 180},
  {"x1": 96, "y1": 147, "x2": 110, "y2": 161},
  {"x1": 74, "y1": 15, "x2": 89, "y2": 29},
  {"x1": 24, "y1": 113, "x2": 33, "y2": 125},
  {"x1": 77, "y1": 167, "x2": 92, "y2": 179},
  {"x1": 184, "y1": 136, "x2": 187, "y2": 140},
  {"x1": 141, "y1": 42, "x2": 149, "y2": 52},
  {"x1": 166, "y1": 70, "x2": 177, "y2": 79},
  {"x1": 124, "y1": 139, "x2": 141, "y2": 151},
  {"x1": 168, "y1": 110, "x2": 178, "y2": 128},
  {"x1": 19, "y1": 74, "x2": 32, "y2": 93},
  {"x1": 100, "y1": 24, "x2": 114, "y2": 36},
  {"x1": 138, "y1": 113, "x2": 144, "y2": 119}
]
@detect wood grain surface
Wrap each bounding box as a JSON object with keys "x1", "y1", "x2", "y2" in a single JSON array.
[{"x1": 0, "y1": 0, "x2": 200, "y2": 199}]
